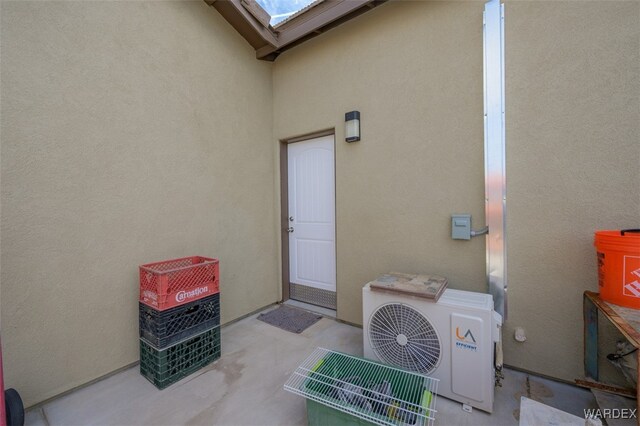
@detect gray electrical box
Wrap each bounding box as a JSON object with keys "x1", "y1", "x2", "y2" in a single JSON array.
[{"x1": 451, "y1": 214, "x2": 471, "y2": 240}]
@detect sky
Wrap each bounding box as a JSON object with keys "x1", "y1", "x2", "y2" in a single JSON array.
[{"x1": 255, "y1": 0, "x2": 316, "y2": 25}]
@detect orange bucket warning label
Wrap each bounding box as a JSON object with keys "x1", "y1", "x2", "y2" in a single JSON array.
[
  {"x1": 595, "y1": 230, "x2": 640, "y2": 308},
  {"x1": 623, "y1": 256, "x2": 640, "y2": 298}
]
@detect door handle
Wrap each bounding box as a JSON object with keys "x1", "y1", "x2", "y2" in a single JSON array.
[
  {"x1": 289, "y1": 216, "x2": 294, "y2": 222},
  {"x1": 287, "y1": 227, "x2": 294, "y2": 233}
]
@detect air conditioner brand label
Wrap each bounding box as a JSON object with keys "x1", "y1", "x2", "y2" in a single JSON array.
[
  {"x1": 451, "y1": 313, "x2": 485, "y2": 402},
  {"x1": 455, "y1": 327, "x2": 478, "y2": 352},
  {"x1": 175, "y1": 286, "x2": 209, "y2": 303}
]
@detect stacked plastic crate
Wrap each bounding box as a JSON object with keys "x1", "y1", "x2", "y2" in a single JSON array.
[{"x1": 138, "y1": 256, "x2": 220, "y2": 389}]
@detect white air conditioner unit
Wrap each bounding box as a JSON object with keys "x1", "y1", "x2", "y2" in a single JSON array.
[{"x1": 363, "y1": 283, "x2": 502, "y2": 413}]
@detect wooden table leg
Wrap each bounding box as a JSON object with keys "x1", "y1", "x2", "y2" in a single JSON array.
[{"x1": 584, "y1": 293, "x2": 599, "y2": 381}]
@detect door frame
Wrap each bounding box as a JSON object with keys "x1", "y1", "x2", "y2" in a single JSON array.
[{"x1": 280, "y1": 128, "x2": 336, "y2": 303}]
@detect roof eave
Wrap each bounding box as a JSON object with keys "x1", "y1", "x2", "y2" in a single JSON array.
[{"x1": 206, "y1": 0, "x2": 388, "y2": 62}]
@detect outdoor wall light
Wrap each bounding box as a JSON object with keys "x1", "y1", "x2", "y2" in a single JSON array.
[{"x1": 345, "y1": 111, "x2": 360, "y2": 142}]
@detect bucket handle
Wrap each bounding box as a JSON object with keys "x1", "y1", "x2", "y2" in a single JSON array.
[{"x1": 621, "y1": 229, "x2": 640, "y2": 236}]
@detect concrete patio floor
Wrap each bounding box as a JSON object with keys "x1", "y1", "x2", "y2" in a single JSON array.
[{"x1": 24, "y1": 304, "x2": 598, "y2": 426}]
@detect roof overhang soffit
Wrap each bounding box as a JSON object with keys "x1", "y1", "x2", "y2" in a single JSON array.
[{"x1": 205, "y1": 0, "x2": 387, "y2": 61}]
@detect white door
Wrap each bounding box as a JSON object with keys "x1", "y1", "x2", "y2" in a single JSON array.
[{"x1": 288, "y1": 135, "x2": 336, "y2": 293}]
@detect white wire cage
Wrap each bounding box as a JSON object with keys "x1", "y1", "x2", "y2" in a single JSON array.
[{"x1": 284, "y1": 347, "x2": 439, "y2": 426}]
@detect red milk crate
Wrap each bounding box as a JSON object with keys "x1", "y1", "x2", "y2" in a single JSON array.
[{"x1": 139, "y1": 256, "x2": 219, "y2": 310}]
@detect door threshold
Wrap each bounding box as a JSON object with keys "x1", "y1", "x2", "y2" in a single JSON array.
[{"x1": 284, "y1": 299, "x2": 336, "y2": 318}]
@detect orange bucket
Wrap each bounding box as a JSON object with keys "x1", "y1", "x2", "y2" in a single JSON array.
[{"x1": 594, "y1": 229, "x2": 640, "y2": 308}]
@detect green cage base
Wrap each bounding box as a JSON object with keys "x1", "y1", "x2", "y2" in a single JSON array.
[
  {"x1": 307, "y1": 399, "x2": 378, "y2": 426},
  {"x1": 285, "y1": 348, "x2": 438, "y2": 426}
]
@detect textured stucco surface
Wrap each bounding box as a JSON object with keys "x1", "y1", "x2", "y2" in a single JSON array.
[
  {"x1": 1, "y1": 0, "x2": 638, "y2": 408},
  {"x1": 274, "y1": 0, "x2": 639, "y2": 383},
  {"x1": 1, "y1": 1, "x2": 277, "y2": 406},
  {"x1": 274, "y1": 1, "x2": 487, "y2": 325},
  {"x1": 504, "y1": 1, "x2": 640, "y2": 382}
]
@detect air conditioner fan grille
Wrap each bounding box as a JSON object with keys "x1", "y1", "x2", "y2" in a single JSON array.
[{"x1": 369, "y1": 303, "x2": 441, "y2": 374}]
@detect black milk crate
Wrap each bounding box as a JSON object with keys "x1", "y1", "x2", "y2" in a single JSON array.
[
  {"x1": 139, "y1": 293, "x2": 220, "y2": 349},
  {"x1": 139, "y1": 326, "x2": 221, "y2": 390}
]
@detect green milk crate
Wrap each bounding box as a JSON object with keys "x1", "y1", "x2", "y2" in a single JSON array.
[{"x1": 139, "y1": 326, "x2": 220, "y2": 389}]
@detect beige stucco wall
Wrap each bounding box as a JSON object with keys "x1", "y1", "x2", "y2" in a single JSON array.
[
  {"x1": 504, "y1": 1, "x2": 640, "y2": 382},
  {"x1": 1, "y1": 1, "x2": 277, "y2": 406},
  {"x1": 274, "y1": 1, "x2": 488, "y2": 324},
  {"x1": 274, "y1": 0, "x2": 639, "y2": 383}
]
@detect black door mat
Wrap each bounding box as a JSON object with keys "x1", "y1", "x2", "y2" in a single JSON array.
[{"x1": 257, "y1": 305, "x2": 322, "y2": 334}]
